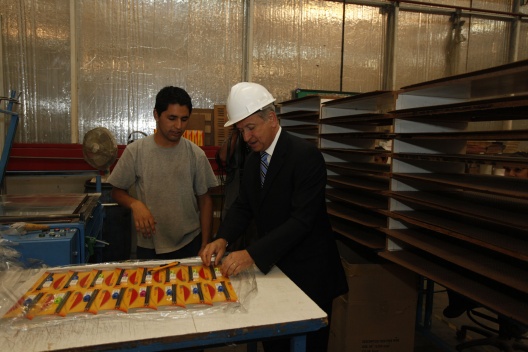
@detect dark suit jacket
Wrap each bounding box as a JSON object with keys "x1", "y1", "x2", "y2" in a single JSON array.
[{"x1": 217, "y1": 130, "x2": 348, "y2": 309}]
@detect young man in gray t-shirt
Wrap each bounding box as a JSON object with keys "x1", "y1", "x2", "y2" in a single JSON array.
[{"x1": 108, "y1": 86, "x2": 218, "y2": 260}]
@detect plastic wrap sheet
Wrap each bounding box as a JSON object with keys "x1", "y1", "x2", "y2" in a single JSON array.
[
  {"x1": 252, "y1": 0, "x2": 344, "y2": 101},
  {"x1": 1, "y1": 0, "x2": 527, "y2": 145},
  {"x1": 397, "y1": 0, "x2": 513, "y2": 11},
  {"x1": 521, "y1": 21, "x2": 528, "y2": 60},
  {"x1": 0, "y1": 239, "x2": 26, "y2": 271},
  {"x1": 395, "y1": 0, "x2": 515, "y2": 89},
  {"x1": 342, "y1": 4, "x2": 385, "y2": 93},
  {"x1": 408, "y1": 0, "x2": 471, "y2": 6},
  {"x1": 0, "y1": 253, "x2": 258, "y2": 331},
  {"x1": 0, "y1": 0, "x2": 245, "y2": 145},
  {"x1": 0, "y1": 0, "x2": 72, "y2": 144},
  {"x1": 471, "y1": 0, "x2": 513, "y2": 12},
  {"x1": 465, "y1": 16, "x2": 510, "y2": 72},
  {"x1": 395, "y1": 10, "x2": 460, "y2": 89},
  {"x1": 76, "y1": 0, "x2": 245, "y2": 145}
]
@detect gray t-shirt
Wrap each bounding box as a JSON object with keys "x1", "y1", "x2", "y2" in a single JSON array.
[{"x1": 107, "y1": 135, "x2": 218, "y2": 254}]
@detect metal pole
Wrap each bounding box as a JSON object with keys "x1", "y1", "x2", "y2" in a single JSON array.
[
  {"x1": 340, "y1": 2, "x2": 346, "y2": 92},
  {"x1": 0, "y1": 91, "x2": 19, "y2": 192},
  {"x1": 382, "y1": 3, "x2": 398, "y2": 91},
  {"x1": 504, "y1": 0, "x2": 521, "y2": 132},
  {"x1": 70, "y1": 0, "x2": 79, "y2": 144},
  {"x1": 243, "y1": 0, "x2": 254, "y2": 82},
  {"x1": 0, "y1": 16, "x2": 5, "y2": 159},
  {"x1": 509, "y1": 0, "x2": 521, "y2": 63}
]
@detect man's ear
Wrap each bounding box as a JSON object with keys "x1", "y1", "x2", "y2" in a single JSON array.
[
  {"x1": 269, "y1": 111, "x2": 279, "y2": 126},
  {"x1": 153, "y1": 109, "x2": 159, "y2": 121}
]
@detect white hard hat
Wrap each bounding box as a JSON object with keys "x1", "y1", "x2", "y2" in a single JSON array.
[{"x1": 225, "y1": 82, "x2": 276, "y2": 127}]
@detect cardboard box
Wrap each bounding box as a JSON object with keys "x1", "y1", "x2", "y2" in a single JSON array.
[
  {"x1": 214, "y1": 105, "x2": 230, "y2": 146},
  {"x1": 189, "y1": 108, "x2": 213, "y2": 145},
  {"x1": 182, "y1": 130, "x2": 204, "y2": 146},
  {"x1": 328, "y1": 242, "x2": 419, "y2": 352}
]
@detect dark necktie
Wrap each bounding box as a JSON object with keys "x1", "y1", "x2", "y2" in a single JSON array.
[{"x1": 260, "y1": 151, "x2": 269, "y2": 187}]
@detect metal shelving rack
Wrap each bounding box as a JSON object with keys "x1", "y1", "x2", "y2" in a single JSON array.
[
  {"x1": 278, "y1": 95, "x2": 336, "y2": 145},
  {"x1": 277, "y1": 60, "x2": 528, "y2": 330},
  {"x1": 319, "y1": 91, "x2": 396, "y2": 250},
  {"x1": 381, "y1": 60, "x2": 528, "y2": 326}
]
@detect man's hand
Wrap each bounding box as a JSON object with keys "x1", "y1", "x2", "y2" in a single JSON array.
[
  {"x1": 198, "y1": 244, "x2": 208, "y2": 257},
  {"x1": 201, "y1": 239, "x2": 228, "y2": 266},
  {"x1": 130, "y1": 201, "x2": 156, "y2": 238},
  {"x1": 220, "y1": 250, "x2": 254, "y2": 277}
]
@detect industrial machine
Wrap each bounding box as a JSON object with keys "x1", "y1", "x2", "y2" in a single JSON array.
[
  {"x1": 2, "y1": 228, "x2": 79, "y2": 267},
  {"x1": 0, "y1": 103, "x2": 114, "y2": 266},
  {"x1": 0, "y1": 192, "x2": 103, "y2": 266}
]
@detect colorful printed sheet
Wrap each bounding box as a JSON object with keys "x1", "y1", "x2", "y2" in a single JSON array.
[{"x1": 2, "y1": 262, "x2": 238, "y2": 320}]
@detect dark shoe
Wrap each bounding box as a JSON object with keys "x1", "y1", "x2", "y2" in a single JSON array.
[{"x1": 443, "y1": 304, "x2": 468, "y2": 318}]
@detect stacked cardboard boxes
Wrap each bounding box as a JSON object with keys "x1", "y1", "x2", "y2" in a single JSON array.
[
  {"x1": 184, "y1": 105, "x2": 230, "y2": 147},
  {"x1": 187, "y1": 108, "x2": 213, "y2": 146},
  {"x1": 214, "y1": 105, "x2": 230, "y2": 147},
  {"x1": 328, "y1": 242, "x2": 419, "y2": 352}
]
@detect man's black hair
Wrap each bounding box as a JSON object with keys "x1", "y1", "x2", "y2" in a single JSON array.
[{"x1": 154, "y1": 86, "x2": 193, "y2": 116}]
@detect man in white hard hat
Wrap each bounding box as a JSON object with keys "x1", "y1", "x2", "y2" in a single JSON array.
[{"x1": 201, "y1": 82, "x2": 348, "y2": 352}]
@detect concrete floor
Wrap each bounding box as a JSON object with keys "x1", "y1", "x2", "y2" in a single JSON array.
[
  {"x1": 202, "y1": 285, "x2": 523, "y2": 352},
  {"x1": 412, "y1": 285, "x2": 499, "y2": 352}
]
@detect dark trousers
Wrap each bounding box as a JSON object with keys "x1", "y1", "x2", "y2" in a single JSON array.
[
  {"x1": 262, "y1": 300, "x2": 333, "y2": 352},
  {"x1": 136, "y1": 234, "x2": 202, "y2": 260}
]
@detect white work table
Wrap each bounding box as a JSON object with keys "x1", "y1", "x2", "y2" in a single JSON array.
[{"x1": 0, "y1": 264, "x2": 327, "y2": 351}]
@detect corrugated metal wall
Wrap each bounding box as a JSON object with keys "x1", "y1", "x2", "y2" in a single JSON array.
[{"x1": 1, "y1": 0, "x2": 527, "y2": 144}]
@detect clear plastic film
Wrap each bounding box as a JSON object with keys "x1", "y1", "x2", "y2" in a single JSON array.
[
  {"x1": 2, "y1": 0, "x2": 527, "y2": 145},
  {"x1": 0, "y1": 254, "x2": 258, "y2": 331},
  {"x1": 0, "y1": 239, "x2": 28, "y2": 271}
]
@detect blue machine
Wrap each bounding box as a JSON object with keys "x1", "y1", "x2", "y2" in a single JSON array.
[
  {"x1": 0, "y1": 193, "x2": 104, "y2": 266},
  {"x1": 0, "y1": 91, "x2": 104, "y2": 267},
  {"x1": 2, "y1": 228, "x2": 80, "y2": 266},
  {"x1": 0, "y1": 90, "x2": 19, "y2": 188}
]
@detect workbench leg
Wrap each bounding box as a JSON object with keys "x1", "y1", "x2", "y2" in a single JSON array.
[
  {"x1": 423, "y1": 279, "x2": 435, "y2": 329},
  {"x1": 290, "y1": 335, "x2": 306, "y2": 352},
  {"x1": 247, "y1": 342, "x2": 258, "y2": 352},
  {"x1": 416, "y1": 276, "x2": 435, "y2": 329}
]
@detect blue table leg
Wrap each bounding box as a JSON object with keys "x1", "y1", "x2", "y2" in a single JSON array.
[
  {"x1": 291, "y1": 335, "x2": 306, "y2": 352},
  {"x1": 247, "y1": 342, "x2": 258, "y2": 352},
  {"x1": 416, "y1": 276, "x2": 435, "y2": 329},
  {"x1": 424, "y1": 279, "x2": 434, "y2": 329}
]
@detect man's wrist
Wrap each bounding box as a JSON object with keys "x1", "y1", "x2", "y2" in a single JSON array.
[{"x1": 218, "y1": 238, "x2": 228, "y2": 248}]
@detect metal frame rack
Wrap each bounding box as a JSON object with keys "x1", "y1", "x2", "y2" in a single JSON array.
[{"x1": 0, "y1": 91, "x2": 20, "y2": 189}]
